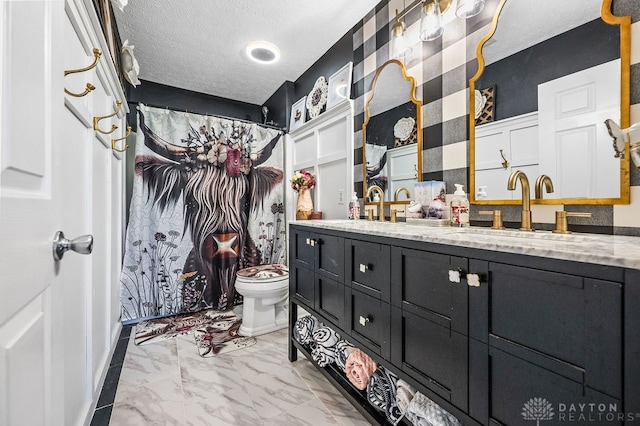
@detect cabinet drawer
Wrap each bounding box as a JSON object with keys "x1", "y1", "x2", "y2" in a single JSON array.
[
  {"x1": 347, "y1": 287, "x2": 390, "y2": 357},
  {"x1": 291, "y1": 265, "x2": 314, "y2": 307},
  {"x1": 391, "y1": 247, "x2": 468, "y2": 335},
  {"x1": 315, "y1": 275, "x2": 344, "y2": 329},
  {"x1": 469, "y1": 341, "x2": 622, "y2": 426},
  {"x1": 390, "y1": 307, "x2": 468, "y2": 411},
  {"x1": 349, "y1": 240, "x2": 391, "y2": 302},
  {"x1": 470, "y1": 261, "x2": 622, "y2": 398}
]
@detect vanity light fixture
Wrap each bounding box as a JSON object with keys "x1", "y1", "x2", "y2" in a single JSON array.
[
  {"x1": 245, "y1": 41, "x2": 281, "y2": 64},
  {"x1": 391, "y1": 0, "x2": 485, "y2": 58}
]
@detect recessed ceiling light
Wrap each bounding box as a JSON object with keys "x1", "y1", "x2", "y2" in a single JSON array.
[{"x1": 245, "y1": 41, "x2": 281, "y2": 64}]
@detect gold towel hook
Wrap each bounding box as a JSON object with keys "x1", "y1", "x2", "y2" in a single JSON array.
[
  {"x1": 111, "y1": 126, "x2": 132, "y2": 152},
  {"x1": 499, "y1": 149, "x2": 509, "y2": 169},
  {"x1": 93, "y1": 101, "x2": 122, "y2": 134},
  {"x1": 64, "y1": 48, "x2": 102, "y2": 97}
]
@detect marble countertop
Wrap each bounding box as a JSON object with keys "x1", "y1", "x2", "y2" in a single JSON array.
[{"x1": 291, "y1": 219, "x2": 640, "y2": 270}]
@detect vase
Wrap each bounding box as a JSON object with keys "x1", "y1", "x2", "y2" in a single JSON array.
[{"x1": 296, "y1": 187, "x2": 314, "y2": 220}]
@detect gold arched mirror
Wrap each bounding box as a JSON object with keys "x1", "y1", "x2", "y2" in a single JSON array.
[
  {"x1": 469, "y1": 0, "x2": 630, "y2": 205},
  {"x1": 363, "y1": 59, "x2": 423, "y2": 204}
]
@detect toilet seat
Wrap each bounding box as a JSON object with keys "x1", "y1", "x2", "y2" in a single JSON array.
[{"x1": 236, "y1": 264, "x2": 288, "y2": 281}]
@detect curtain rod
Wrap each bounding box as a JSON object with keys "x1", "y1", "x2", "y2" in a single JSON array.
[{"x1": 132, "y1": 101, "x2": 285, "y2": 132}]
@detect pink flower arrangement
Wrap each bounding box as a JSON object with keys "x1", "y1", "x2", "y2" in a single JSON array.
[{"x1": 290, "y1": 169, "x2": 316, "y2": 192}]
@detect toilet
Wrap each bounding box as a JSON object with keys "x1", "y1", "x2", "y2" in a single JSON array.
[{"x1": 235, "y1": 264, "x2": 289, "y2": 337}]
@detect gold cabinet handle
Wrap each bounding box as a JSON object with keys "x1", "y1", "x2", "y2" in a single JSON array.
[
  {"x1": 94, "y1": 101, "x2": 122, "y2": 135},
  {"x1": 64, "y1": 48, "x2": 101, "y2": 97},
  {"x1": 111, "y1": 126, "x2": 132, "y2": 152}
]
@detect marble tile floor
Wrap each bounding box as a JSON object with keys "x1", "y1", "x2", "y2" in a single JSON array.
[{"x1": 91, "y1": 325, "x2": 371, "y2": 425}]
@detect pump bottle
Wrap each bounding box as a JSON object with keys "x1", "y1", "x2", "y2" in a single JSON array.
[
  {"x1": 450, "y1": 184, "x2": 470, "y2": 227},
  {"x1": 349, "y1": 192, "x2": 360, "y2": 220}
]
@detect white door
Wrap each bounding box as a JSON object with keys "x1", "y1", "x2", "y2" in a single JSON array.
[
  {"x1": 0, "y1": 1, "x2": 107, "y2": 425},
  {"x1": 538, "y1": 59, "x2": 620, "y2": 198},
  {"x1": 0, "y1": 1, "x2": 65, "y2": 425}
]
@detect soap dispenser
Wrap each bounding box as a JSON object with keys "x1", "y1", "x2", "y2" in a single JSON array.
[
  {"x1": 450, "y1": 184, "x2": 470, "y2": 227},
  {"x1": 349, "y1": 192, "x2": 360, "y2": 220}
]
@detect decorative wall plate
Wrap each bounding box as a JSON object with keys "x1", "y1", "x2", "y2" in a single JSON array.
[
  {"x1": 475, "y1": 85, "x2": 496, "y2": 125},
  {"x1": 306, "y1": 76, "x2": 328, "y2": 118}
]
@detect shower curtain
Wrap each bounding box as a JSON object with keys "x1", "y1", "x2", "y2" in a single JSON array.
[{"x1": 120, "y1": 104, "x2": 285, "y2": 322}]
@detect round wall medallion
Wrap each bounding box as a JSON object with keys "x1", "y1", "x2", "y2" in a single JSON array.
[{"x1": 306, "y1": 76, "x2": 328, "y2": 118}]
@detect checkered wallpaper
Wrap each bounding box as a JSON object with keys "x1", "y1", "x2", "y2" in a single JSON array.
[{"x1": 351, "y1": 0, "x2": 640, "y2": 235}]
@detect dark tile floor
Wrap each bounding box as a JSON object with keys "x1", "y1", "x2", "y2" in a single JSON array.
[{"x1": 90, "y1": 324, "x2": 133, "y2": 426}]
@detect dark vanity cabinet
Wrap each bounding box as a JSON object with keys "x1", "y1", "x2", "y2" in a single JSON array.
[
  {"x1": 288, "y1": 224, "x2": 638, "y2": 426},
  {"x1": 468, "y1": 259, "x2": 625, "y2": 425},
  {"x1": 345, "y1": 239, "x2": 392, "y2": 358},
  {"x1": 290, "y1": 228, "x2": 345, "y2": 329},
  {"x1": 390, "y1": 247, "x2": 470, "y2": 412}
]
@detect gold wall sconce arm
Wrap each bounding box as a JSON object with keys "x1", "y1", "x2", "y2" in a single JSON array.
[
  {"x1": 64, "y1": 48, "x2": 101, "y2": 97},
  {"x1": 93, "y1": 101, "x2": 122, "y2": 135},
  {"x1": 111, "y1": 126, "x2": 132, "y2": 152},
  {"x1": 499, "y1": 149, "x2": 509, "y2": 169}
]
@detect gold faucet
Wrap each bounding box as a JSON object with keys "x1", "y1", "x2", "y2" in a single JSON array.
[
  {"x1": 507, "y1": 170, "x2": 533, "y2": 231},
  {"x1": 535, "y1": 175, "x2": 554, "y2": 199},
  {"x1": 366, "y1": 185, "x2": 385, "y2": 222},
  {"x1": 394, "y1": 187, "x2": 410, "y2": 202}
]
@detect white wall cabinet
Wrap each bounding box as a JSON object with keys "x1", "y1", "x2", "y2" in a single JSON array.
[{"x1": 286, "y1": 100, "x2": 354, "y2": 221}]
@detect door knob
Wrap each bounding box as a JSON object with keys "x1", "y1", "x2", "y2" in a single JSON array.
[{"x1": 52, "y1": 231, "x2": 93, "y2": 261}]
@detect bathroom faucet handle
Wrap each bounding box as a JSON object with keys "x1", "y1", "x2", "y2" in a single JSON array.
[
  {"x1": 390, "y1": 209, "x2": 400, "y2": 223},
  {"x1": 479, "y1": 210, "x2": 505, "y2": 230},
  {"x1": 553, "y1": 211, "x2": 592, "y2": 234},
  {"x1": 367, "y1": 208, "x2": 374, "y2": 221}
]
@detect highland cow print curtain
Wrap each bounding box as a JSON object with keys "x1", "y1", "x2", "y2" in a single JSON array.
[{"x1": 120, "y1": 104, "x2": 285, "y2": 322}]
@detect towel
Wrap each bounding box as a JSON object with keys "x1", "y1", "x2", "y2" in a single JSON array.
[
  {"x1": 405, "y1": 392, "x2": 461, "y2": 426},
  {"x1": 345, "y1": 348, "x2": 377, "y2": 390},
  {"x1": 334, "y1": 340, "x2": 355, "y2": 372},
  {"x1": 293, "y1": 315, "x2": 318, "y2": 345},
  {"x1": 366, "y1": 366, "x2": 403, "y2": 425},
  {"x1": 310, "y1": 326, "x2": 340, "y2": 367},
  {"x1": 396, "y1": 379, "x2": 416, "y2": 414}
]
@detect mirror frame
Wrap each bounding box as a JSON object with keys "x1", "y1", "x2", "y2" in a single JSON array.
[
  {"x1": 362, "y1": 59, "x2": 423, "y2": 206},
  {"x1": 469, "y1": 0, "x2": 631, "y2": 205}
]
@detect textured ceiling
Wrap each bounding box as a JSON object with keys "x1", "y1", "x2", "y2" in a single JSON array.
[{"x1": 113, "y1": 1, "x2": 380, "y2": 105}]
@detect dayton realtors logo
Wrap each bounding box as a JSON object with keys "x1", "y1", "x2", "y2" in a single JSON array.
[
  {"x1": 522, "y1": 398, "x2": 555, "y2": 425},
  {"x1": 522, "y1": 398, "x2": 640, "y2": 423}
]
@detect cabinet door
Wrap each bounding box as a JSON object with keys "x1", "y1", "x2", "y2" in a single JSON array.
[
  {"x1": 469, "y1": 260, "x2": 622, "y2": 399},
  {"x1": 315, "y1": 274, "x2": 344, "y2": 329},
  {"x1": 315, "y1": 233, "x2": 344, "y2": 282},
  {"x1": 469, "y1": 340, "x2": 622, "y2": 426},
  {"x1": 391, "y1": 247, "x2": 468, "y2": 335},
  {"x1": 346, "y1": 287, "x2": 390, "y2": 358},
  {"x1": 291, "y1": 264, "x2": 314, "y2": 308},
  {"x1": 390, "y1": 306, "x2": 468, "y2": 412},
  {"x1": 348, "y1": 240, "x2": 391, "y2": 302},
  {"x1": 291, "y1": 228, "x2": 315, "y2": 269}
]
